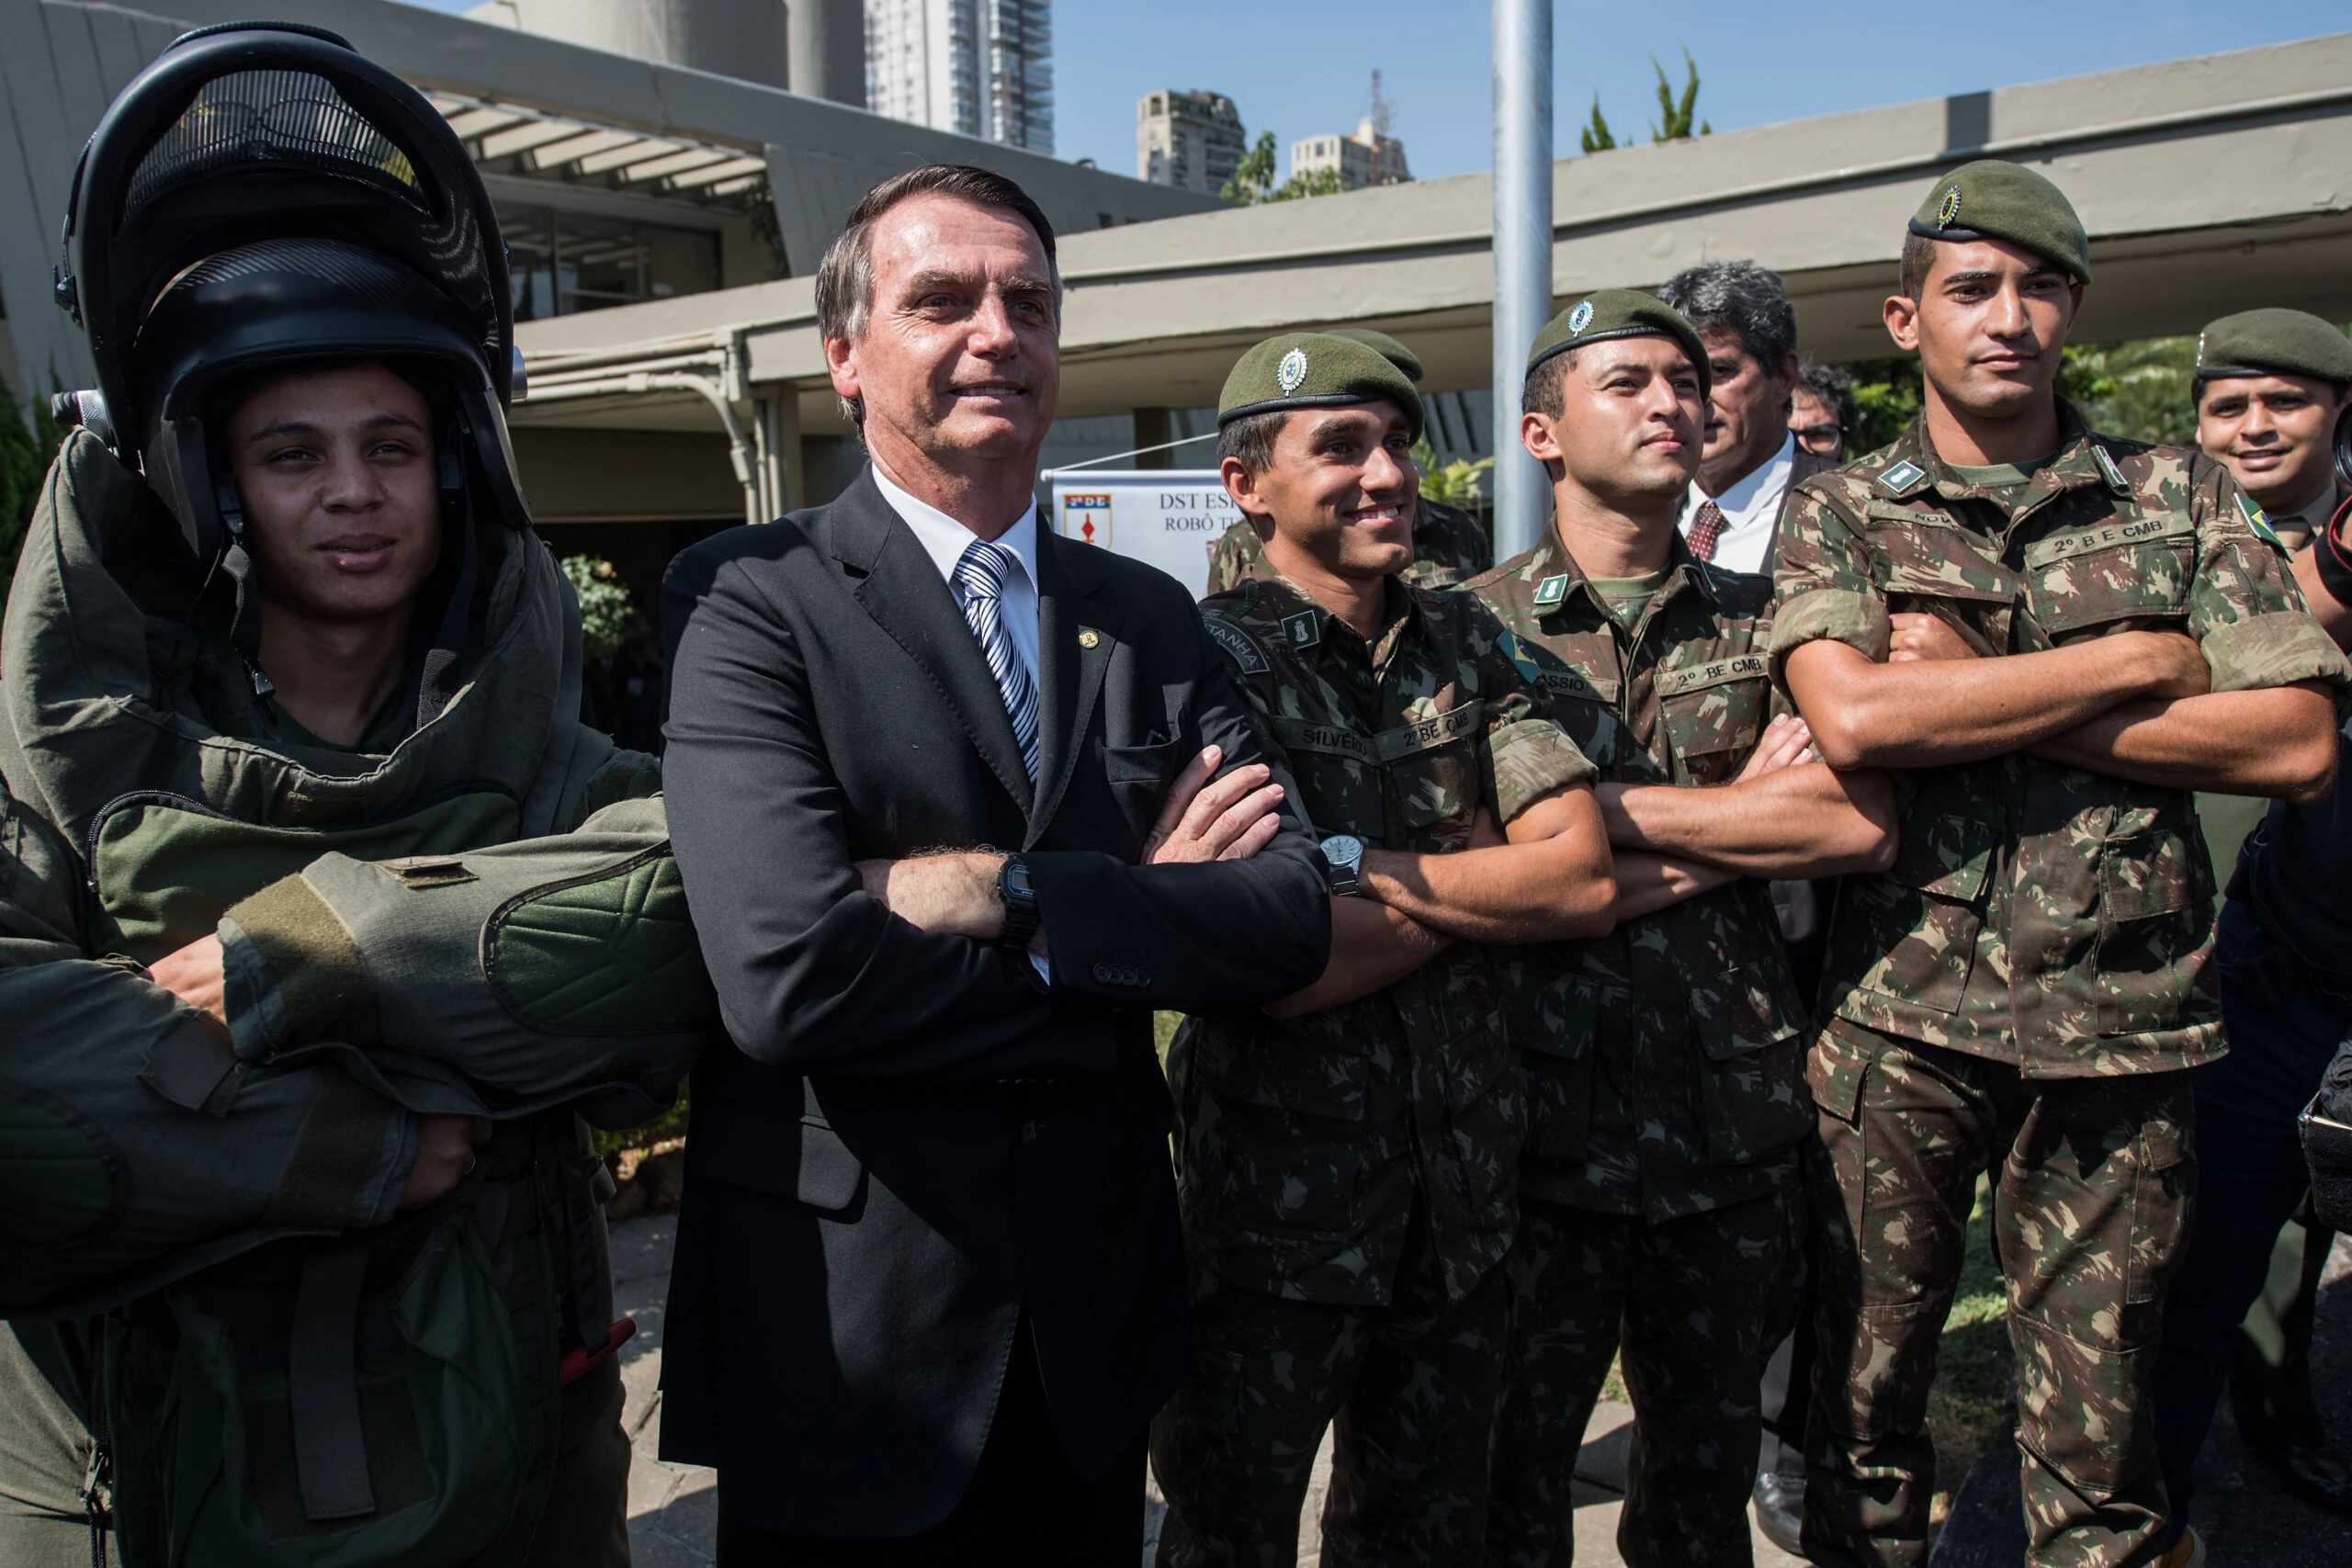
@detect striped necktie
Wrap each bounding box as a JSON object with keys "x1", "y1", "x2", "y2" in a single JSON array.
[
  {"x1": 952, "y1": 538, "x2": 1041, "y2": 780},
  {"x1": 1687, "y1": 499, "x2": 1728, "y2": 562}
]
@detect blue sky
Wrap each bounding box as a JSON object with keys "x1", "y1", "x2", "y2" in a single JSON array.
[{"x1": 399, "y1": 1, "x2": 2348, "y2": 181}]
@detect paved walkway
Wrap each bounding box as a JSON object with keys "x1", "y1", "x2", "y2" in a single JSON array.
[{"x1": 605, "y1": 1214, "x2": 2349, "y2": 1565}]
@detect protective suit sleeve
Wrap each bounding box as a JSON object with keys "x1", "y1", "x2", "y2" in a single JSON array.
[{"x1": 213, "y1": 794, "x2": 709, "y2": 1127}]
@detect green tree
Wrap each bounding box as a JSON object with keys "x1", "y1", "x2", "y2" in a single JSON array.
[
  {"x1": 0, "y1": 378, "x2": 66, "y2": 601},
  {"x1": 560, "y1": 555, "x2": 641, "y2": 660},
  {"x1": 1220, "y1": 130, "x2": 1278, "y2": 204},
  {"x1": 1413, "y1": 439, "x2": 1493, "y2": 510},
  {"x1": 1579, "y1": 95, "x2": 1618, "y2": 154},
  {"x1": 1650, "y1": 49, "x2": 1710, "y2": 141},
  {"x1": 1844, "y1": 355, "x2": 1925, "y2": 452},
  {"x1": 2059, "y1": 337, "x2": 2199, "y2": 447},
  {"x1": 1266, "y1": 164, "x2": 1346, "y2": 203}
]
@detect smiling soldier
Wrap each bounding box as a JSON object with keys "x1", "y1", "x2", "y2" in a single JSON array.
[
  {"x1": 1770, "y1": 162, "x2": 2350, "y2": 1568},
  {"x1": 1153, "y1": 332, "x2": 1617, "y2": 1567}
]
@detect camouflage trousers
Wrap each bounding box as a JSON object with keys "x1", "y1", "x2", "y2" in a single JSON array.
[
  {"x1": 1803, "y1": 1021, "x2": 2196, "y2": 1568},
  {"x1": 1151, "y1": 1207, "x2": 1510, "y2": 1568},
  {"x1": 1487, "y1": 1178, "x2": 1800, "y2": 1568}
]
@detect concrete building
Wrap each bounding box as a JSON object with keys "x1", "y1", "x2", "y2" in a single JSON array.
[
  {"x1": 1293, "y1": 118, "x2": 1411, "y2": 190},
  {"x1": 865, "y1": 0, "x2": 1053, "y2": 152},
  {"x1": 0, "y1": 0, "x2": 1215, "y2": 604},
  {"x1": 1138, "y1": 89, "x2": 1247, "y2": 195},
  {"x1": 6, "y1": 6, "x2": 2352, "y2": 611},
  {"x1": 470, "y1": 0, "x2": 865, "y2": 106}
]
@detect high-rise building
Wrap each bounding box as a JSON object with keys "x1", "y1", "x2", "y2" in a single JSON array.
[
  {"x1": 1291, "y1": 118, "x2": 1411, "y2": 191},
  {"x1": 1136, "y1": 90, "x2": 1247, "y2": 195},
  {"x1": 865, "y1": 0, "x2": 1054, "y2": 152}
]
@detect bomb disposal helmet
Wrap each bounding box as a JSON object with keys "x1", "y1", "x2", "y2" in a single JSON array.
[{"x1": 54, "y1": 20, "x2": 528, "y2": 556}]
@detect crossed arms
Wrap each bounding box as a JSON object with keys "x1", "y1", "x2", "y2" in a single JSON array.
[{"x1": 1784, "y1": 617, "x2": 2337, "y2": 803}]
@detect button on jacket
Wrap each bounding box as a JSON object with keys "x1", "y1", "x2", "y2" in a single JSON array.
[
  {"x1": 1770, "y1": 405, "x2": 2352, "y2": 1086},
  {"x1": 1177, "y1": 574, "x2": 1597, "y2": 1307},
  {"x1": 1472, "y1": 533, "x2": 1814, "y2": 1220}
]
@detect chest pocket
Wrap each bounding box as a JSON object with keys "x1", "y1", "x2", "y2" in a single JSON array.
[
  {"x1": 1382, "y1": 700, "x2": 1484, "y2": 837},
  {"x1": 1868, "y1": 503, "x2": 2020, "y2": 651},
  {"x1": 2022, "y1": 511, "x2": 2195, "y2": 640},
  {"x1": 1655, "y1": 653, "x2": 1771, "y2": 785},
  {"x1": 1268, "y1": 716, "x2": 1385, "y2": 839}
]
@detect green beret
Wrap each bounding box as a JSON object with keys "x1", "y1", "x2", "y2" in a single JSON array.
[
  {"x1": 2196, "y1": 308, "x2": 2352, "y2": 387},
  {"x1": 1323, "y1": 327, "x2": 1424, "y2": 382},
  {"x1": 1218, "y1": 332, "x2": 1424, "y2": 442},
  {"x1": 1907, "y1": 160, "x2": 2091, "y2": 284},
  {"x1": 1525, "y1": 288, "x2": 1709, "y2": 396}
]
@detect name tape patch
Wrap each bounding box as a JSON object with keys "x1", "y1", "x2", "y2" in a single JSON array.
[
  {"x1": 1654, "y1": 653, "x2": 1768, "y2": 699},
  {"x1": 1272, "y1": 701, "x2": 1483, "y2": 764},
  {"x1": 2022, "y1": 510, "x2": 2195, "y2": 570}
]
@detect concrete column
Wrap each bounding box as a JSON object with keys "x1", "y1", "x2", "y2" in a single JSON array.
[
  {"x1": 1134, "y1": 408, "x2": 1174, "y2": 470},
  {"x1": 786, "y1": 0, "x2": 865, "y2": 107},
  {"x1": 1489, "y1": 0, "x2": 1553, "y2": 560}
]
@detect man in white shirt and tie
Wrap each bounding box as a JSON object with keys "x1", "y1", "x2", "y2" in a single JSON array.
[
  {"x1": 1655, "y1": 255, "x2": 1846, "y2": 1554},
  {"x1": 1658, "y1": 260, "x2": 1838, "y2": 577}
]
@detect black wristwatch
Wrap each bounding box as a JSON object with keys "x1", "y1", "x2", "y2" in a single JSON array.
[
  {"x1": 998, "y1": 854, "x2": 1042, "y2": 948},
  {"x1": 1318, "y1": 834, "x2": 1365, "y2": 897}
]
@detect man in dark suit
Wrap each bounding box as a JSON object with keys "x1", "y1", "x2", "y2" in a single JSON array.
[{"x1": 657, "y1": 164, "x2": 1333, "y2": 1563}]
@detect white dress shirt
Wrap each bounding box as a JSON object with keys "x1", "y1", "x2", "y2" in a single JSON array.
[
  {"x1": 869, "y1": 465, "x2": 1052, "y2": 979},
  {"x1": 1679, "y1": 433, "x2": 1797, "y2": 575},
  {"x1": 872, "y1": 463, "x2": 1043, "y2": 684}
]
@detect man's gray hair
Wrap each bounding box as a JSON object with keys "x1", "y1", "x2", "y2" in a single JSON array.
[
  {"x1": 1657, "y1": 259, "x2": 1798, "y2": 373},
  {"x1": 814, "y1": 164, "x2": 1063, "y2": 423}
]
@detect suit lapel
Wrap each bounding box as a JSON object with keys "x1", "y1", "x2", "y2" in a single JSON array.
[
  {"x1": 1026, "y1": 530, "x2": 1120, "y2": 847},
  {"x1": 831, "y1": 471, "x2": 1035, "y2": 811}
]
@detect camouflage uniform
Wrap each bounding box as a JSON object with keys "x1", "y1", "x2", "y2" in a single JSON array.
[
  {"x1": 1471, "y1": 532, "x2": 1815, "y2": 1566},
  {"x1": 1152, "y1": 572, "x2": 1596, "y2": 1568},
  {"x1": 1205, "y1": 497, "x2": 1494, "y2": 595},
  {"x1": 1770, "y1": 408, "x2": 2352, "y2": 1567}
]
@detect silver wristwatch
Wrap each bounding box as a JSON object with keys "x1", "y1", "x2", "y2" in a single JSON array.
[{"x1": 1318, "y1": 834, "x2": 1365, "y2": 897}]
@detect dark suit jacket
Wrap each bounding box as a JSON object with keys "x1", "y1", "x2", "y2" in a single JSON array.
[{"x1": 655, "y1": 469, "x2": 1329, "y2": 1537}]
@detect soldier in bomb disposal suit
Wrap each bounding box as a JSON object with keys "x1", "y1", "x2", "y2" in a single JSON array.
[
  {"x1": 1771, "y1": 161, "x2": 2350, "y2": 1567},
  {"x1": 1469, "y1": 291, "x2": 1899, "y2": 1567},
  {"x1": 1153, "y1": 333, "x2": 1615, "y2": 1567},
  {"x1": 1204, "y1": 327, "x2": 1493, "y2": 593}
]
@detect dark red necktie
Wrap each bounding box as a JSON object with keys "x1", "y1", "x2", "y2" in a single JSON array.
[{"x1": 1688, "y1": 500, "x2": 1727, "y2": 562}]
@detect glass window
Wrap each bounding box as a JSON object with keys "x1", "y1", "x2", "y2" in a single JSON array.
[{"x1": 496, "y1": 201, "x2": 722, "y2": 321}]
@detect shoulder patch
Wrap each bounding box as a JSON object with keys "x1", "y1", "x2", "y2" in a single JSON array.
[
  {"x1": 1532, "y1": 574, "x2": 1571, "y2": 609},
  {"x1": 1202, "y1": 615, "x2": 1270, "y2": 674},
  {"x1": 2093, "y1": 445, "x2": 2130, "y2": 493},
  {"x1": 2235, "y1": 491, "x2": 2288, "y2": 554},
  {"x1": 1279, "y1": 609, "x2": 1322, "y2": 650},
  {"x1": 1875, "y1": 459, "x2": 1928, "y2": 497}
]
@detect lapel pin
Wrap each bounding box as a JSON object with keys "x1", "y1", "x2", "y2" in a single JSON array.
[{"x1": 1078, "y1": 628, "x2": 1102, "y2": 649}]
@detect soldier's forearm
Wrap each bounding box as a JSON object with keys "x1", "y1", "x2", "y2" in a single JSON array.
[
  {"x1": 1607, "y1": 850, "x2": 1738, "y2": 922},
  {"x1": 1600, "y1": 766, "x2": 1899, "y2": 879},
  {"x1": 2030, "y1": 682, "x2": 2337, "y2": 803},
  {"x1": 1786, "y1": 634, "x2": 2196, "y2": 769},
  {"x1": 1358, "y1": 787, "x2": 1615, "y2": 944},
  {"x1": 1264, "y1": 897, "x2": 1445, "y2": 1018}
]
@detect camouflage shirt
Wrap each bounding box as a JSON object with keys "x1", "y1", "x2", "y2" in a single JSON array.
[
  {"x1": 1204, "y1": 496, "x2": 1495, "y2": 595},
  {"x1": 1170, "y1": 572, "x2": 1596, "y2": 1306},
  {"x1": 1471, "y1": 531, "x2": 1815, "y2": 1222},
  {"x1": 1770, "y1": 407, "x2": 2352, "y2": 1079}
]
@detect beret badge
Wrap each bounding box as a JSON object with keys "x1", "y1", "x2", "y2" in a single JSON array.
[
  {"x1": 1937, "y1": 186, "x2": 1962, "y2": 228},
  {"x1": 1276, "y1": 347, "x2": 1308, "y2": 394},
  {"x1": 1566, "y1": 299, "x2": 1595, "y2": 335}
]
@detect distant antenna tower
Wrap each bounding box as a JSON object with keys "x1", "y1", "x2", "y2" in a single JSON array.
[{"x1": 1367, "y1": 67, "x2": 1394, "y2": 184}]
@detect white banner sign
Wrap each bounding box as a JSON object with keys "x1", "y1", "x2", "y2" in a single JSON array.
[{"x1": 1046, "y1": 468, "x2": 1238, "y2": 599}]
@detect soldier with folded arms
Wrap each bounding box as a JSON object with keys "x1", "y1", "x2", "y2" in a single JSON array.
[{"x1": 1772, "y1": 160, "x2": 2349, "y2": 1567}]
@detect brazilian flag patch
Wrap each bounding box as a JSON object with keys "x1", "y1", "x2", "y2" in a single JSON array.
[{"x1": 2236, "y1": 491, "x2": 2288, "y2": 554}]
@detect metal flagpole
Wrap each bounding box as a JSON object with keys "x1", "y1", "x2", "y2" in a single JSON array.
[{"x1": 1489, "y1": 0, "x2": 1554, "y2": 560}]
